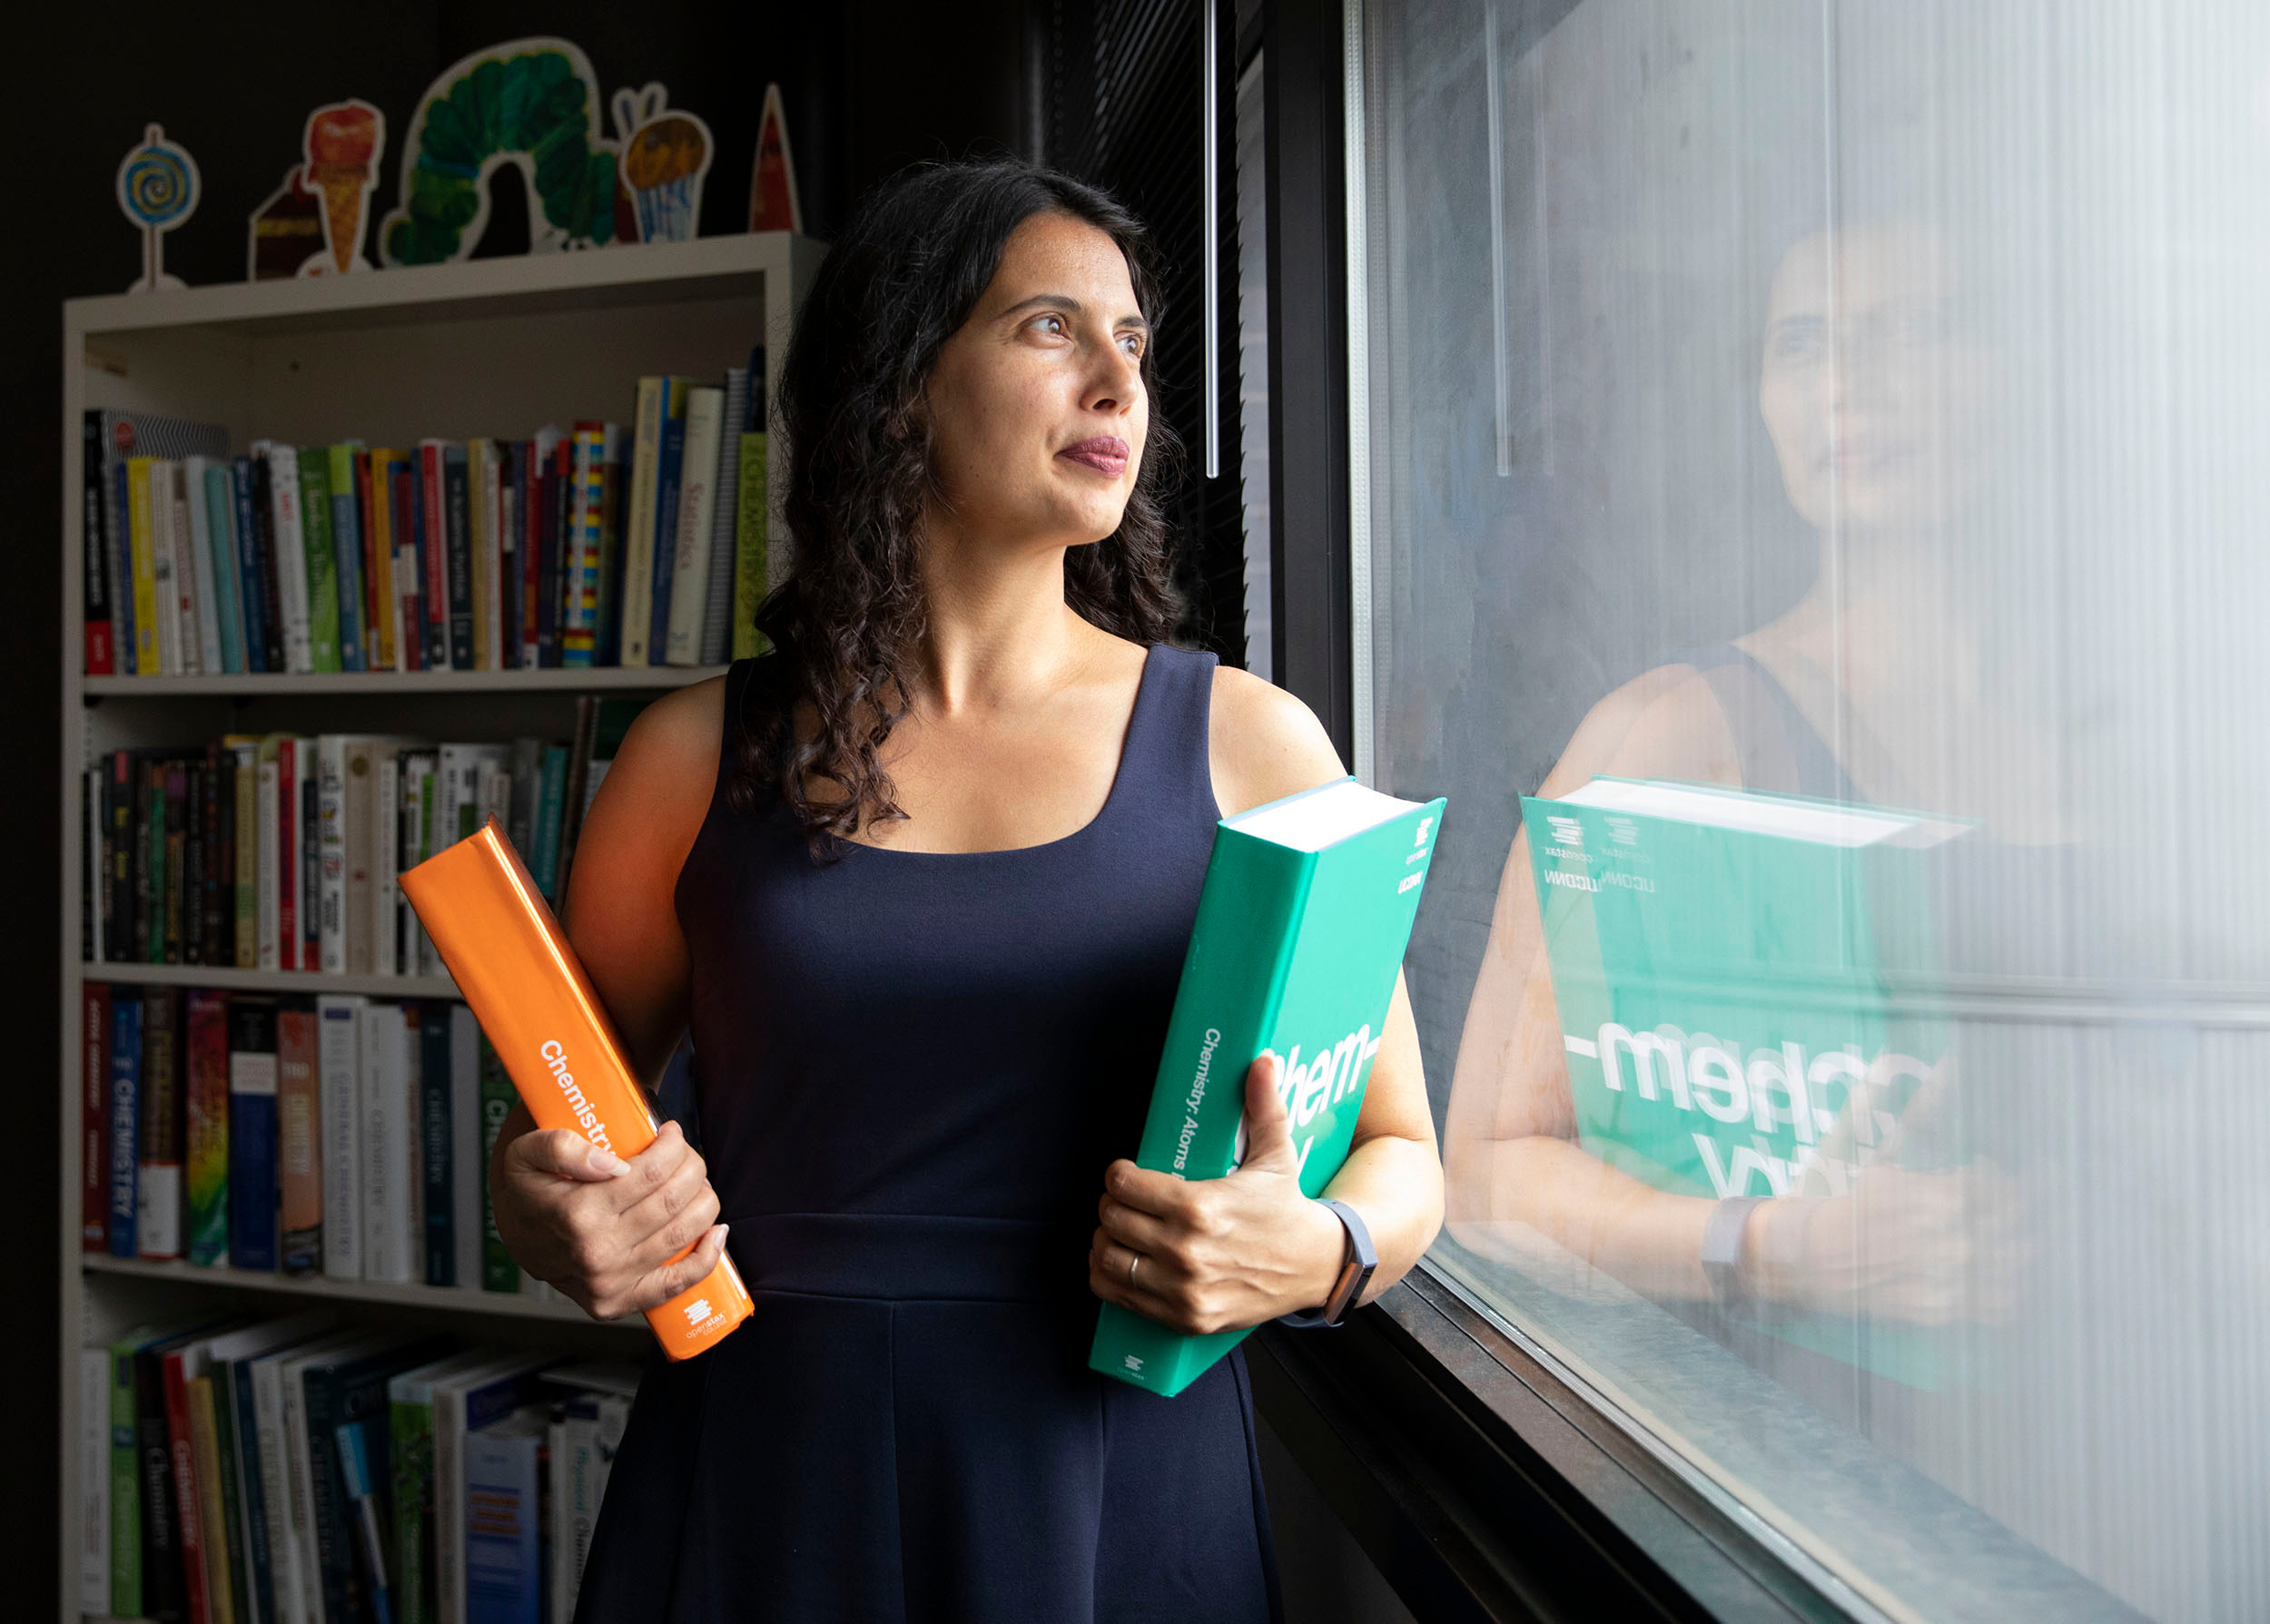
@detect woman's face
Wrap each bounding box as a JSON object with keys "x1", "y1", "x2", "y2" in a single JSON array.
[
  {"x1": 922, "y1": 211, "x2": 1150, "y2": 553},
  {"x1": 1759, "y1": 222, "x2": 1991, "y2": 536}
]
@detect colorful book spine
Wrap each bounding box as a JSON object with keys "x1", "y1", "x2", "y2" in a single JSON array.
[
  {"x1": 108, "y1": 989, "x2": 142, "y2": 1257},
  {"x1": 183, "y1": 455, "x2": 227, "y2": 676},
  {"x1": 390, "y1": 453, "x2": 423, "y2": 673},
  {"x1": 419, "y1": 443, "x2": 452, "y2": 669},
  {"x1": 126, "y1": 457, "x2": 164, "y2": 674},
  {"x1": 464, "y1": 1410, "x2": 546, "y2": 1624},
  {"x1": 84, "y1": 412, "x2": 116, "y2": 674},
  {"x1": 204, "y1": 462, "x2": 247, "y2": 674},
  {"x1": 279, "y1": 1000, "x2": 323, "y2": 1276},
  {"x1": 563, "y1": 425, "x2": 604, "y2": 665},
  {"x1": 732, "y1": 348, "x2": 769, "y2": 658},
  {"x1": 185, "y1": 989, "x2": 232, "y2": 1266},
  {"x1": 266, "y1": 444, "x2": 314, "y2": 674},
  {"x1": 138, "y1": 986, "x2": 184, "y2": 1260},
  {"x1": 329, "y1": 443, "x2": 370, "y2": 673},
  {"x1": 318, "y1": 736, "x2": 348, "y2": 975},
  {"x1": 228, "y1": 998, "x2": 281, "y2": 1272},
  {"x1": 84, "y1": 981, "x2": 112, "y2": 1250},
  {"x1": 298, "y1": 448, "x2": 341, "y2": 673},
  {"x1": 534, "y1": 438, "x2": 564, "y2": 668},
  {"x1": 445, "y1": 444, "x2": 475, "y2": 669}
]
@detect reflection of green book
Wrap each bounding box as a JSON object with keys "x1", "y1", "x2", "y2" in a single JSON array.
[
  {"x1": 1524, "y1": 777, "x2": 1966, "y2": 1384},
  {"x1": 1091, "y1": 778, "x2": 1446, "y2": 1397}
]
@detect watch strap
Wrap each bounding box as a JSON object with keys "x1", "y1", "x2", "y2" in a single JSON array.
[{"x1": 1278, "y1": 1198, "x2": 1378, "y2": 1329}]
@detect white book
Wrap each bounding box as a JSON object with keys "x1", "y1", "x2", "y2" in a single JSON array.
[
  {"x1": 148, "y1": 458, "x2": 183, "y2": 675},
  {"x1": 266, "y1": 443, "x2": 314, "y2": 674},
  {"x1": 665, "y1": 385, "x2": 726, "y2": 665},
  {"x1": 617, "y1": 382, "x2": 662, "y2": 668},
  {"x1": 257, "y1": 748, "x2": 281, "y2": 970},
  {"x1": 451, "y1": 1005, "x2": 483, "y2": 1291},
  {"x1": 335, "y1": 734, "x2": 421, "y2": 977},
  {"x1": 375, "y1": 753, "x2": 401, "y2": 975},
  {"x1": 360, "y1": 1001, "x2": 418, "y2": 1284},
  {"x1": 183, "y1": 455, "x2": 227, "y2": 674},
  {"x1": 78, "y1": 1347, "x2": 110, "y2": 1612},
  {"x1": 318, "y1": 735, "x2": 349, "y2": 975},
  {"x1": 439, "y1": 743, "x2": 510, "y2": 851},
  {"x1": 434, "y1": 1355, "x2": 558, "y2": 1624},
  {"x1": 318, "y1": 996, "x2": 367, "y2": 1281},
  {"x1": 255, "y1": 1326, "x2": 380, "y2": 1624}
]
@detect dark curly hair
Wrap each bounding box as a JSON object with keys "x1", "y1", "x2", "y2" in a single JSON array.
[{"x1": 727, "y1": 157, "x2": 1186, "y2": 849}]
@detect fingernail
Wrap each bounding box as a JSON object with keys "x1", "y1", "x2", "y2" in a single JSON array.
[{"x1": 593, "y1": 1149, "x2": 628, "y2": 1176}]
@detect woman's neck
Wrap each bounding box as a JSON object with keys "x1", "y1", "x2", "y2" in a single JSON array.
[{"x1": 910, "y1": 519, "x2": 1100, "y2": 715}]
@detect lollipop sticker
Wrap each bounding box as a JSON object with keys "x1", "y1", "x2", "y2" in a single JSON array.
[
  {"x1": 614, "y1": 84, "x2": 712, "y2": 245},
  {"x1": 301, "y1": 99, "x2": 386, "y2": 274},
  {"x1": 116, "y1": 123, "x2": 201, "y2": 293}
]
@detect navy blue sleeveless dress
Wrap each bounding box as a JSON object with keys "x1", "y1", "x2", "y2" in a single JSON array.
[{"x1": 569, "y1": 644, "x2": 1283, "y2": 1624}]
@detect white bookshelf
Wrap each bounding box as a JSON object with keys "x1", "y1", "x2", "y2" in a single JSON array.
[{"x1": 57, "y1": 231, "x2": 824, "y2": 1622}]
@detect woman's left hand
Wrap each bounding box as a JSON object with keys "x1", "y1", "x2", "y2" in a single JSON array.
[{"x1": 1089, "y1": 1053, "x2": 1349, "y2": 1335}]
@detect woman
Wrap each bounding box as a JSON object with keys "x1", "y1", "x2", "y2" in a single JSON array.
[{"x1": 485, "y1": 159, "x2": 1443, "y2": 1621}]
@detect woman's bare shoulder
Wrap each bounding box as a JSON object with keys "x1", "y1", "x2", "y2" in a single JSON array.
[
  {"x1": 1207, "y1": 664, "x2": 1347, "y2": 817},
  {"x1": 1538, "y1": 660, "x2": 1742, "y2": 796},
  {"x1": 580, "y1": 675, "x2": 729, "y2": 863}
]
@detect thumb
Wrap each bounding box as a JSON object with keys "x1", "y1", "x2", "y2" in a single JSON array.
[
  {"x1": 517, "y1": 1127, "x2": 630, "y2": 1182},
  {"x1": 1235, "y1": 1051, "x2": 1299, "y2": 1174}
]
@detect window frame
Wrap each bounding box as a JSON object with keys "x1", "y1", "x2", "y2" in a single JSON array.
[{"x1": 1254, "y1": 3, "x2": 1888, "y2": 1618}]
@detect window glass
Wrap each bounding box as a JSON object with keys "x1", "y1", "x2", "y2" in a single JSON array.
[{"x1": 1357, "y1": 4, "x2": 2270, "y2": 1619}]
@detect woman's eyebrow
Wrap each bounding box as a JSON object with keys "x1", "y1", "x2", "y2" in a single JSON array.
[{"x1": 996, "y1": 292, "x2": 1150, "y2": 330}]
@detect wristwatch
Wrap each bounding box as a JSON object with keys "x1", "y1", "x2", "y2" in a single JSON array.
[
  {"x1": 1278, "y1": 1199, "x2": 1378, "y2": 1329},
  {"x1": 1701, "y1": 1196, "x2": 1767, "y2": 1311}
]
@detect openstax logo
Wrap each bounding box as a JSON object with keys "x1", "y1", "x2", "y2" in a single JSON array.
[
  {"x1": 684, "y1": 1298, "x2": 713, "y2": 1325},
  {"x1": 1548, "y1": 815, "x2": 1583, "y2": 848},
  {"x1": 1123, "y1": 1354, "x2": 1144, "y2": 1372}
]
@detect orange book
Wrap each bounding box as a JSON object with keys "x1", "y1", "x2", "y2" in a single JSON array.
[{"x1": 398, "y1": 820, "x2": 752, "y2": 1360}]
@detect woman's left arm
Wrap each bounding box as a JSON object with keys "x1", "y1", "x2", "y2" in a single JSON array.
[{"x1": 1087, "y1": 668, "x2": 1446, "y2": 1334}]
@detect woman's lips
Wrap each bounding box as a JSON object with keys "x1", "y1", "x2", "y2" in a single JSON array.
[{"x1": 1058, "y1": 438, "x2": 1130, "y2": 477}]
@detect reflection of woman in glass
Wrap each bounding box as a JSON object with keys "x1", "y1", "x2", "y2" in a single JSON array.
[{"x1": 1445, "y1": 221, "x2": 2036, "y2": 1340}]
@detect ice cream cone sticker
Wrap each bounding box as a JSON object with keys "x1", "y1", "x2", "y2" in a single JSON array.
[
  {"x1": 301, "y1": 100, "x2": 385, "y2": 273},
  {"x1": 614, "y1": 84, "x2": 712, "y2": 245},
  {"x1": 116, "y1": 123, "x2": 201, "y2": 293},
  {"x1": 747, "y1": 83, "x2": 803, "y2": 235}
]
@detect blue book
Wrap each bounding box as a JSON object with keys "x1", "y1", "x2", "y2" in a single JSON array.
[
  {"x1": 647, "y1": 391, "x2": 688, "y2": 660},
  {"x1": 232, "y1": 457, "x2": 271, "y2": 673},
  {"x1": 113, "y1": 458, "x2": 136, "y2": 673},
  {"x1": 107, "y1": 990, "x2": 142, "y2": 1258},
  {"x1": 420, "y1": 1004, "x2": 456, "y2": 1284},
  {"x1": 330, "y1": 446, "x2": 369, "y2": 673},
  {"x1": 465, "y1": 1406, "x2": 548, "y2": 1624},
  {"x1": 227, "y1": 999, "x2": 280, "y2": 1271},
  {"x1": 306, "y1": 1334, "x2": 453, "y2": 1624},
  {"x1": 1091, "y1": 778, "x2": 1446, "y2": 1396},
  {"x1": 202, "y1": 464, "x2": 246, "y2": 674}
]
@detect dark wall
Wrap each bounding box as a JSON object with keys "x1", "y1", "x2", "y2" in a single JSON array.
[{"x1": 0, "y1": 3, "x2": 1031, "y2": 1599}]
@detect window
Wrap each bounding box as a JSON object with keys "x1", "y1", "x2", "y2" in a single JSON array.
[{"x1": 1353, "y1": 4, "x2": 2270, "y2": 1620}]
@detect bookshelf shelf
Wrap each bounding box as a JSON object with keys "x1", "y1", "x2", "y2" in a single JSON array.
[
  {"x1": 84, "y1": 664, "x2": 727, "y2": 699},
  {"x1": 60, "y1": 229, "x2": 824, "y2": 1621},
  {"x1": 81, "y1": 1253, "x2": 640, "y2": 1331},
  {"x1": 82, "y1": 961, "x2": 460, "y2": 999}
]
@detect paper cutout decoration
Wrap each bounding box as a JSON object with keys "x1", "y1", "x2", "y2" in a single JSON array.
[
  {"x1": 614, "y1": 84, "x2": 713, "y2": 244},
  {"x1": 116, "y1": 123, "x2": 201, "y2": 293},
  {"x1": 302, "y1": 100, "x2": 385, "y2": 272},
  {"x1": 248, "y1": 167, "x2": 322, "y2": 280},
  {"x1": 380, "y1": 36, "x2": 623, "y2": 264},
  {"x1": 248, "y1": 99, "x2": 386, "y2": 280},
  {"x1": 746, "y1": 83, "x2": 804, "y2": 235}
]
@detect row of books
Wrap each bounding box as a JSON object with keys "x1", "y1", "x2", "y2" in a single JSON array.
[
  {"x1": 78, "y1": 1310, "x2": 635, "y2": 1624},
  {"x1": 84, "y1": 983, "x2": 559, "y2": 1298},
  {"x1": 83, "y1": 700, "x2": 646, "y2": 971},
  {"x1": 83, "y1": 353, "x2": 768, "y2": 678}
]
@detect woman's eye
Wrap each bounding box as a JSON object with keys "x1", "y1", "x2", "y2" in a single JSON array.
[
  {"x1": 1119, "y1": 333, "x2": 1144, "y2": 359},
  {"x1": 1033, "y1": 313, "x2": 1068, "y2": 337}
]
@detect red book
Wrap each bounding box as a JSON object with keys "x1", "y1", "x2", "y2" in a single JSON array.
[
  {"x1": 390, "y1": 458, "x2": 422, "y2": 672},
  {"x1": 160, "y1": 1341, "x2": 216, "y2": 1624},
  {"x1": 419, "y1": 442, "x2": 451, "y2": 670},
  {"x1": 277, "y1": 738, "x2": 299, "y2": 970},
  {"x1": 84, "y1": 981, "x2": 110, "y2": 1249}
]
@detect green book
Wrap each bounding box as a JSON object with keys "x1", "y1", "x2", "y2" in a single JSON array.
[
  {"x1": 531, "y1": 744, "x2": 568, "y2": 899},
  {"x1": 1522, "y1": 777, "x2": 1966, "y2": 1385},
  {"x1": 1091, "y1": 777, "x2": 1446, "y2": 1397},
  {"x1": 390, "y1": 1350, "x2": 501, "y2": 1624},
  {"x1": 479, "y1": 1036, "x2": 521, "y2": 1292},
  {"x1": 298, "y1": 448, "x2": 342, "y2": 673}
]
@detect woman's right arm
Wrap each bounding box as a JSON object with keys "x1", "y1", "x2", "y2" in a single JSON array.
[{"x1": 485, "y1": 676, "x2": 735, "y2": 1322}]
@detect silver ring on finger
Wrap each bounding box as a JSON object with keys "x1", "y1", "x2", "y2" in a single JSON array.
[{"x1": 1128, "y1": 1253, "x2": 1142, "y2": 1287}]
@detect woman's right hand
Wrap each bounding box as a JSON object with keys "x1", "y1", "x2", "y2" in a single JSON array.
[{"x1": 489, "y1": 1112, "x2": 732, "y2": 1323}]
